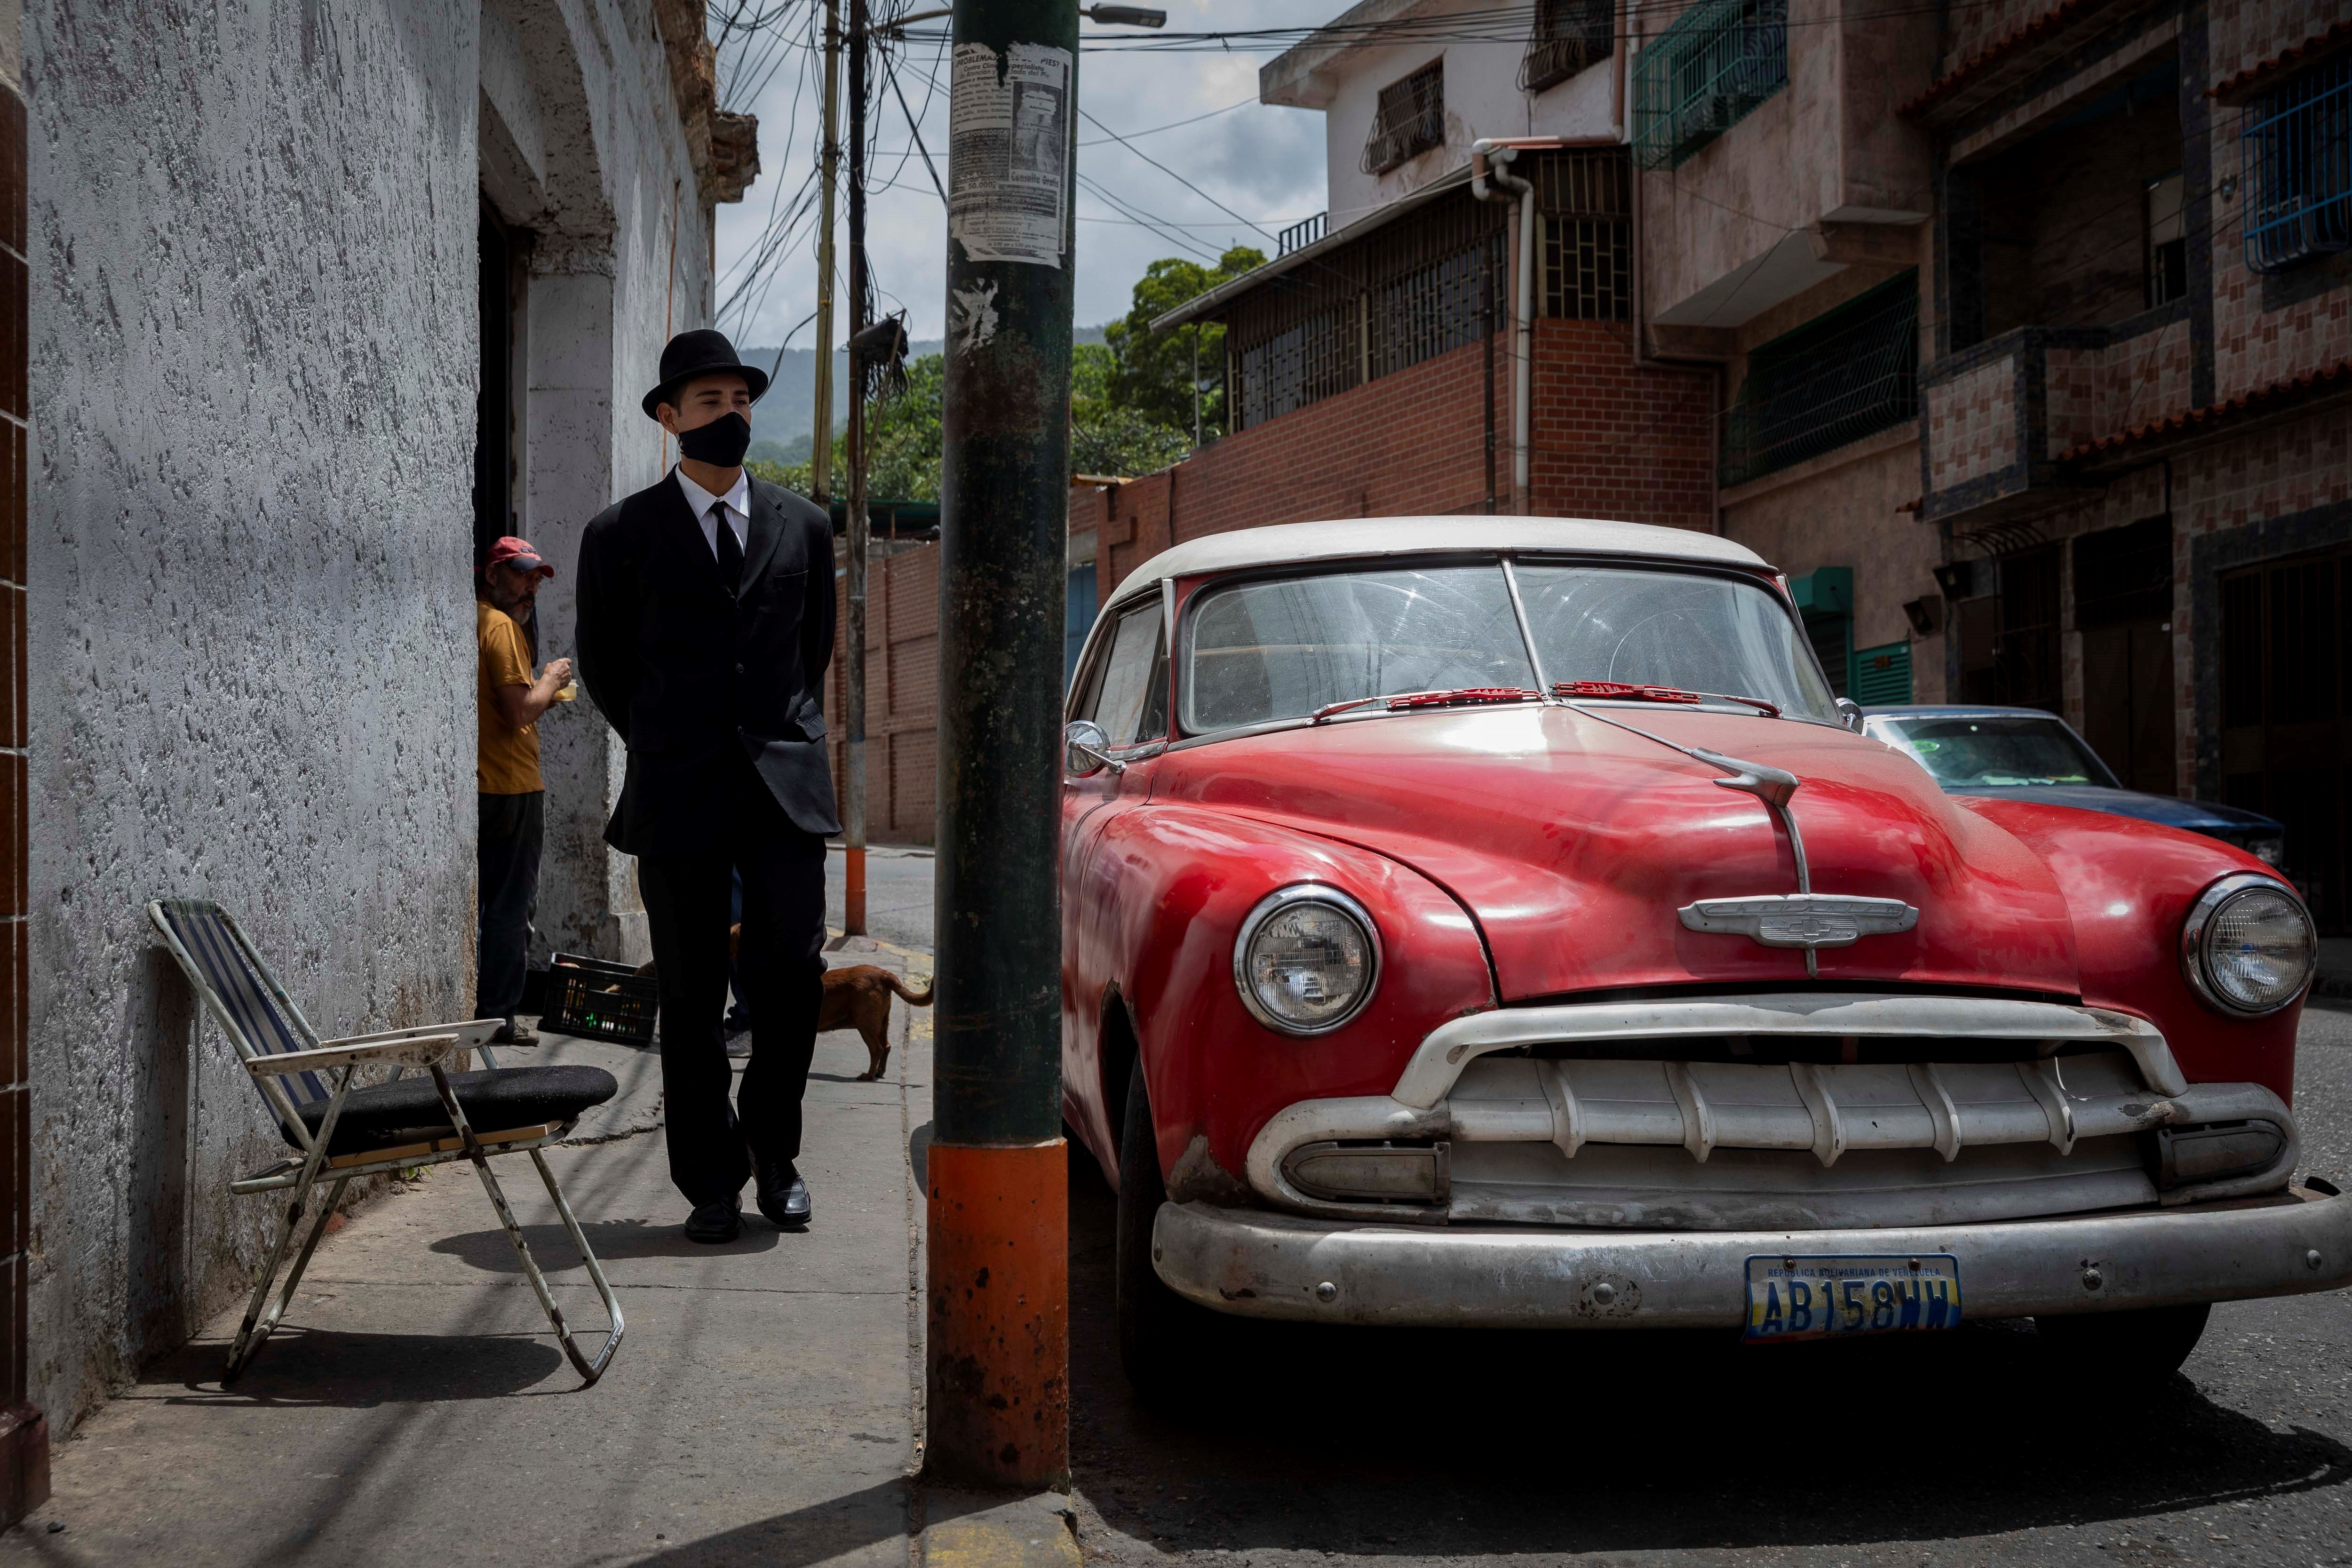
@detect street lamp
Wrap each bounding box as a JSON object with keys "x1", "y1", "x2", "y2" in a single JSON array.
[{"x1": 1084, "y1": 4, "x2": 1167, "y2": 23}]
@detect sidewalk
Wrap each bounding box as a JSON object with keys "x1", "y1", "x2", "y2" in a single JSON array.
[{"x1": 1, "y1": 936, "x2": 963, "y2": 1568}]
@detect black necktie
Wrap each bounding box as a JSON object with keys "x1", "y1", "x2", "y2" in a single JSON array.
[{"x1": 711, "y1": 501, "x2": 743, "y2": 589}]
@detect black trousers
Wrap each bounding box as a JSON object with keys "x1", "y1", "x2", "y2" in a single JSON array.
[
  {"x1": 477, "y1": 791, "x2": 545, "y2": 1025},
  {"x1": 637, "y1": 756, "x2": 827, "y2": 1207}
]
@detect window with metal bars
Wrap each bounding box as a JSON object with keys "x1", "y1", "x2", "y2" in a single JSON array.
[
  {"x1": 1537, "y1": 151, "x2": 1633, "y2": 319},
  {"x1": 1227, "y1": 188, "x2": 1506, "y2": 431},
  {"x1": 1720, "y1": 271, "x2": 1919, "y2": 487},
  {"x1": 2241, "y1": 50, "x2": 2351, "y2": 274},
  {"x1": 1522, "y1": 0, "x2": 1614, "y2": 94},
  {"x1": 1363, "y1": 60, "x2": 1446, "y2": 174},
  {"x1": 1631, "y1": 0, "x2": 1788, "y2": 171}
]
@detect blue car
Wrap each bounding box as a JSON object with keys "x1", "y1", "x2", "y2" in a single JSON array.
[{"x1": 1861, "y1": 705, "x2": 2286, "y2": 868}]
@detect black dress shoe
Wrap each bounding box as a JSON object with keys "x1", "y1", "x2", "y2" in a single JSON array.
[
  {"x1": 683, "y1": 1198, "x2": 742, "y2": 1244},
  {"x1": 754, "y1": 1157, "x2": 812, "y2": 1229}
]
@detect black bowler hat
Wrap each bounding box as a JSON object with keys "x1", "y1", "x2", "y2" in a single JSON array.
[{"x1": 641, "y1": 329, "x2": 771, "y2": 419}]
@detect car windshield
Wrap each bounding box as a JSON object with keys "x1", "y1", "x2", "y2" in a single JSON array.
[
  {"x1": 1181, "y1": 559, "x2": 1833, "y2": 732},
  {"x1": 1877, "y1": 716, "x2": 2119, "y2": 788},
  {"x1": 1514, "y1": 563, "x2": 1836, "y2": 720}
]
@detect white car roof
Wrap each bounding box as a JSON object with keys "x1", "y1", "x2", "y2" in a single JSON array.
[{"x1": 1114, "y1": 517, "x2": 1771, "y2": 601}]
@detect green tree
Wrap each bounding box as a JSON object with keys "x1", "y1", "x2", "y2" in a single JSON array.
[
  {"x1": 755, "y1": 354, "x2": 946, "y2": 502},
  {"x1": 1102, "y1": 245, "x2": 1265, "y2": 439},
  {"x1": 1070, "y1": 342, "x2": 1192, "y2": 477}
]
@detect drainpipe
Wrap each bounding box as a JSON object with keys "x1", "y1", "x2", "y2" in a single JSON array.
[
  {"x1": 1471, "y1": 141, "x2": 1535, "y2": 512},
  {"x1": 1473, "y1": 131, "x2": 1627, "y2": 516}
]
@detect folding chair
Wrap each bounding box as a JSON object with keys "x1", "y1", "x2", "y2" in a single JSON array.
[{"x1": 148, "y1": 898, "x2": 628, "y2": 1385}]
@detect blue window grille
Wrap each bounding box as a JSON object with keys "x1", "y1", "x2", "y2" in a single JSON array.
[
  {"x1": 1065, "y1": 564, "x2": 1099, "y2": 689},
  {"x1": 2241, "y1": 50, "x2": 2352, "y2": 274},
  {"x1": 1721, "y1": 271, "x2": 1919, "y2": 488},
  {"x1": 1632, "y1": 0, "x2": 1789, "y2": 172}
]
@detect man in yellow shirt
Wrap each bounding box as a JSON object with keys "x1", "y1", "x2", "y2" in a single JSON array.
[{"x1": 478, "y1": 536, "x2": 573, "y2": 1045}]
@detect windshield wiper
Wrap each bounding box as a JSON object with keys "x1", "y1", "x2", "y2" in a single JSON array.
[
  {"x1": 1552, "y1": 680, "x2": 1780, "y2": 717},
  {"x1": 1309, "y1": 687, "x2": 1542, "y2": 724}
]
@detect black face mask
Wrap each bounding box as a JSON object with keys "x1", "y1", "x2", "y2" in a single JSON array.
[{"x1": 677, "y1": 411, "x2": 753, "y2": 468}]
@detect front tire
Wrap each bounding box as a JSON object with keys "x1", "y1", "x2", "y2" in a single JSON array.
[
  {"x1": 2034, "y1": 1302, "x2": 2210, "y2": 1375},
  {"x1": 1115, "y1": 1056, "x2": 1216, "y2": 1402}
]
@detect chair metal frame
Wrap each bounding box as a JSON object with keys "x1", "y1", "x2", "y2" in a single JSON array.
[{"x1": 146, "y1": 898, "x2": 625, "y2": 1385}]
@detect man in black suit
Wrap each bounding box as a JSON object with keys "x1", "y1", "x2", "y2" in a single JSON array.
[{"x1": 575, "y1": 330, "x2": 840, "y2": 1243}]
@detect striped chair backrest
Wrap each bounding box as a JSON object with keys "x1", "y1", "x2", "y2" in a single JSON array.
[{"x1": 148, "y1": 899, "x2": 332, "y2": 1110}]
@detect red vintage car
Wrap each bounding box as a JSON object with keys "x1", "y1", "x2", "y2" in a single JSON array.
[{"x1": 1058, "y1": 518, "x2": 2341, "y2": 1395}]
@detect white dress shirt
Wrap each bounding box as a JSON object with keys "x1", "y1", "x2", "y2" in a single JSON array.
[{"x1": 675, "y1": 466, "x2": 750, "y2": 562}]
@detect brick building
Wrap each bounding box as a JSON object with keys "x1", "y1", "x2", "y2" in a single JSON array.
[{"x1": 1643, "y1": 0, "x2": 2346, "y2": 928}]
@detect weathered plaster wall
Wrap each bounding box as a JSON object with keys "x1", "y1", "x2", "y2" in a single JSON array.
[
  {"x1": 24, "y1": 0, "x2": 480, "y2": 1433},
  {"x1": 21, "y1": 0, "x2": 714, "y2": 1437}
]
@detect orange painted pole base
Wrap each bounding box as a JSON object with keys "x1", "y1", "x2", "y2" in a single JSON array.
[
  {"x1": 925, "y1": 1139, "x2": 1069, "y2": 1489},
  {"x1": 844, "y1": 845, "x2": 867, "y2": 935}
]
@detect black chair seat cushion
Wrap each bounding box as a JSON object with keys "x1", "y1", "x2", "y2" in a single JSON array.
[{"x1": 284, "y1": 1065, "x2": 620, "y2": 1155}]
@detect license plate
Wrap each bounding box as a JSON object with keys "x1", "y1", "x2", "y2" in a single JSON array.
[{"x1": 1744, "y1": 1253, "x2": 1962, "y2": 1343}]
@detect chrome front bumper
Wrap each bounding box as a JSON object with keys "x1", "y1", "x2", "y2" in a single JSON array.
[{"x1": 1152, "y1": 1186, "x2": 2352, "y2": 1327}]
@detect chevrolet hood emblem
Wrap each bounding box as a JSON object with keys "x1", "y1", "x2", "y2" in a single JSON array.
[{"x1": 1678, "y1": 894, "x2": 1920, "y2": 950}]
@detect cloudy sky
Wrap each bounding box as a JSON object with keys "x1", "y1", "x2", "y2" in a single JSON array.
[{"x1": 711, "y1": 0, "x2": 1344, "y2": 346}]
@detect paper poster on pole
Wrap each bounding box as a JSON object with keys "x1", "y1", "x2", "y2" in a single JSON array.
[{"x1": 948, "y1": 41, "x2": 1073, "y2": 268}]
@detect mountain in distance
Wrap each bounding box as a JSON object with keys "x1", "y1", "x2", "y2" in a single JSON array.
[{"x1": 740, "y1": 324, "x2": 1108, "y2": 463}]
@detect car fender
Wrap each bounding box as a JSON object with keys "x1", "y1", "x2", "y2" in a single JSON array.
[
  {"x1": 1961, "y1": 796, "x2": 2303, "y2": 1099},
  {"x1": 1066, "y1": 802, "x2": 1496, "y2": 1194}
]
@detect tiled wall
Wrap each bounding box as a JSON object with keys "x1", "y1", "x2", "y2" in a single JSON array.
[
  {"x1": 0, "y1": 15, "x2": 44, "y2": 1521},
  {"x1": 1939, "y1": 0, "x2": 2075, "y2": 77},
  {"x1": 2044, "y1": 319, "x2": 2193, "y2": 456},
  {"x1": 1924, "y1": 357, "x2": 2017, "y2": 490}
]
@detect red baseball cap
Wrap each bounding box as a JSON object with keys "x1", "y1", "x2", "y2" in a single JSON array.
[{"x1": 485, "y1": 536, "x2": 555, "y2": 579}]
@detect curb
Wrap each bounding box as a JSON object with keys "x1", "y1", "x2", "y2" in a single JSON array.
[{"x1": 920, "y1": 1490, "x2": 1081, "y2": 1568}]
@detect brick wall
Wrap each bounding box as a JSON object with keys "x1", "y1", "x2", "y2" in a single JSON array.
[
  {"x1": 0, "y1": 14, "x2": 41, "y2": 1519},
  {"x1": 826, "y1": 541, "x2": 940, "y2": 845},
  {"x1": 1097, "y1": 324, "x2": 1714, "y2": 601}
]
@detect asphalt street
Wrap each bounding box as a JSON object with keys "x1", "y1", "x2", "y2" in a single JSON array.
[{"x1": 827, "y1": 842, "x2": 936, "y2": 953}]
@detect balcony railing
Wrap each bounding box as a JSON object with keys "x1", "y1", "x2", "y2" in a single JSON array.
[
  {"x1": 1631, "y1": 0, "x2": 1789, "y2": 172},
  {"x1": 2242, "y1": 51, "x2": 2351, "y2": 275},
  {"x1": 1521, "y1": 0, "x2": 1614, "y2": 93},
  {"x1": 1277, "y1": 212, "x2": 1327, "y2": 257},
  {"x1": 1362, "y1": 61, "x2": 1446, "y2": 174},
  {"x1": 1721, "y1": 271, "x2": 1918, "y2": 488}
]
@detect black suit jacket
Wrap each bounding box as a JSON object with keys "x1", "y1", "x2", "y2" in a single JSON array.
[{"x1": 574, "y1": 470, "x2": 842, "y2": 855}]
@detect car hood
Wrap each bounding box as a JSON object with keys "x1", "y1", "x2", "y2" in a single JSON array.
[
  {"x1": 1950, "y1": 784, "x2": 2281, "y2": 839},
  {"x1": 1151, "y1": 704, "x2": 2082, "y2": 1002}
]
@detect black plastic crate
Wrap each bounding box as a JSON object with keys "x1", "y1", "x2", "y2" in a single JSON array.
[{"x1": 542, "y1": 952, "x2": 658, "y2": 1046}]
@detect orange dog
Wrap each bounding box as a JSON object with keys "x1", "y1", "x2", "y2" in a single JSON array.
[{"x1": 714, "y1": 927, "x2": 932, "y2": 1081}]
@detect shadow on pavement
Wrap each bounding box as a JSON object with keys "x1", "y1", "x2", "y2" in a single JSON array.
[
  {"x1": 427, "y1": 1215, "x2": 780, "y2": 1271},
  {"x1": 1064, "y1": 1156, "x2": 2352, "y2": 1558},
  {"x1": 151, "y1": 1326, "x2": 567, "y2": 1407},
  {"x1": 632, "y1": 1477, "x2": 911, "y2": 1567}
]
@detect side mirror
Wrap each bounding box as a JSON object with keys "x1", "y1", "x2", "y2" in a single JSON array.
[
  {"x1": 1835, "y1": 697, "x2": 1865, "y2": 733},
  {"x1": 1065, "y1": 719, "x2": 1121, "y2": 778}
]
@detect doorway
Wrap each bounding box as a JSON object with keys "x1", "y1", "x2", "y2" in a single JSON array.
[
  {"x1": 2075, "y1": 517, "x2": 2175, "y2": 792},
  {"x1": 474, "y1": 201, "x2": 520, "y2": 568},
  {"x1": 2221, "y1": 544, "x2": 2350, "y2": 930}
]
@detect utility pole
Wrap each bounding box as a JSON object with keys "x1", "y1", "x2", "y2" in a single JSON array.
[
  {"x1": 842, "y1": 0, "x2": 870, "y2": 935},
  {"x1": 929, "y1": 0, "x2": 1079, "y2": 1490},
  {"x1": 811, "y1": 0, "x2": 842, "y2": 502}
]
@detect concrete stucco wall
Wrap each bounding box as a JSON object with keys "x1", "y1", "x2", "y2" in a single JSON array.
[
  {"x1": 1307, "y1": 0, "x2": 1621, "y2": 231},
  {"x1": 24, "y1": 0, "x2": 711, "y2": 1436}
]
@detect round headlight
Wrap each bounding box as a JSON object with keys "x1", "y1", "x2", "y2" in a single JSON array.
[
  {"x1": 1233, "y1": 886, "x2": 1381, "y2": 1035},
  {"x1": 2181, "y1": 874, "x2": 2316, "y2": 1016}
]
